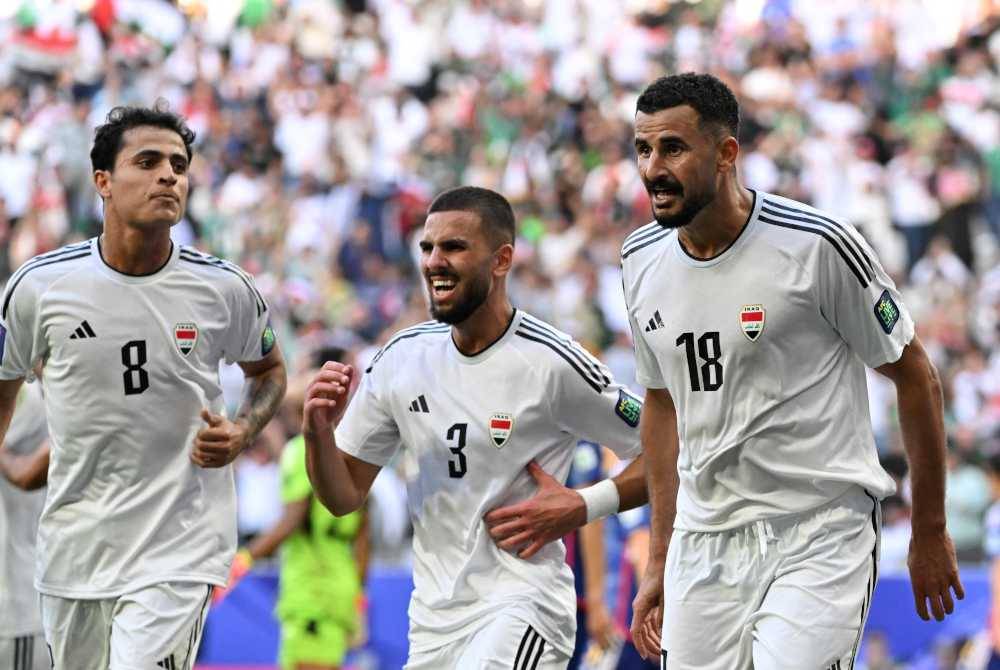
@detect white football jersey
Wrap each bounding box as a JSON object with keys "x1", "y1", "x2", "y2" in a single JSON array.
[
  {"x1": 0, "y1": 238, "x2": 273, "y2": 598},
  {"x1": 621, "y1": 191, "x2": 903, "y2": 532},
  {"x1": 0, "y1": 381, "x2": 47, "y2": 636},
  {"x1": 335, "y1": 310, "x2": 642, "y2": 656}
]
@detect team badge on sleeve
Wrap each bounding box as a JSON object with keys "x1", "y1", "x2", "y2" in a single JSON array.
[
  {"x1": 874, "y1": 290, "x2": 900, "y2": 334},
  {"x1": 261, "y1": 324, "x2": 276, "y2": 356},
  {"x1": 615, "y1": 389, "x2": 642, "y2": 427},
  {"x1": 740, "y1": 304, "x2": 765, "y2": 341},
  {"x1": 489, "y1": 412, "x2": 513, "y2": 448},
  {"x1": 174, "y1": 323, "x2": 198, "y2": 356}
]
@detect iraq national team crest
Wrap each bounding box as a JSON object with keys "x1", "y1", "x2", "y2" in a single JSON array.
[
  {"x1": 488, "y1": 412, "x2": 514, "y2": 448},
  {"x1": 174, "y1": 323, "x2": 199, "y2": 356},
  {"x1": 739, "y1": 304, "x2": 765, "y2": 342}
]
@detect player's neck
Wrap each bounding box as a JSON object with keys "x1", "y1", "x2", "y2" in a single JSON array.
[
  {"x1": 677, "y1": 182, "x2": 754, "y2": 260},
  {"x1": 452, "y1": 298, "x2": 515, "y2": 357},
  {"x1": 99, "y1": 221, "x2": 174, "y2": 276}
]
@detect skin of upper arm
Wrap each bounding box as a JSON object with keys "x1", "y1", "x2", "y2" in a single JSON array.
[
  {"x1": 238, "y1": 345, "x2": 286, "y2": 378},
  {"x1": 344, "y1": 452, "x2": 382, "y2": 500},
  {"x1": 874, "y1": 337, "x2": 936, "y2": 388}
]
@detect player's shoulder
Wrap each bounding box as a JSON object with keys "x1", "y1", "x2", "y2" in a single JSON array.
[
  {"x1": 2, "y1": 239, "x2": 94, "y2": 317},
  {"x1": 621, "y1": 221, "x2": 674, "y2": 263},
  {"x1": 511, "y1": 312, "x2": 610, "y2": 393},
  {"x1": 176, "y1": 245, "x2": 267, "y2": 313},
  {"x1": 364, "y1": 319, "x2": 450, "y2": 373},
  {"x1": 755, "y1": 192, "x2": 875, "y2": 288}
]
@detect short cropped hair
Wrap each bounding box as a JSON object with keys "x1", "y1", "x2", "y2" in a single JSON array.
[
  {"x1": 636, "y1": 73, "x2": 740, "y2": 138},
  {"x1": 427, "y1": 186, "x2": 515, "y2": 249},
  {"x1": 91, "y1": 103, "x2": 196, "y2": 173}
]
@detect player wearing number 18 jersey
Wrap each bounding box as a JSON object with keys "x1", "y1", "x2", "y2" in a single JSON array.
[
  {"x1": 623, "y1": 74, "x2": 962, "y2": 670},
  {"x1": 304, "y1": 187, "x2": 645, "y2": 669},
  {"x1": 0, "y1": 105, "x2": 286, "y2": 669}
]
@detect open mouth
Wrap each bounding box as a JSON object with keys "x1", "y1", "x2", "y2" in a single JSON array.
[
  {"x1": 429, "y1": 276, "x2": 458, "y2": 300},
  {"x1": 650, "y1": 187, "x2": 681, "y2": 207}
]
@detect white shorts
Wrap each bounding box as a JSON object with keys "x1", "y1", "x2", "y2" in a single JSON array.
[
  {"x1": 41, "y1": 582, "x2": 212, "y2": 670},
  {"x1": 661, "y1": 487, "x2": 881, "y2": 670},
  {"x1": 0, "y1": 634, "x2": 49, "y2": 670},
  {"x1": 405, "y1": 612, "x2": 571, "y2": 670}
]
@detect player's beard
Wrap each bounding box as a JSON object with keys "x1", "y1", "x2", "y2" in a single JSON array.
[
  {"x1": 649, "y1": 180, "x2": 716, "y2": 230},
  {"x1": 428, "y1": 271, "x2": 491, "y2": 325}
]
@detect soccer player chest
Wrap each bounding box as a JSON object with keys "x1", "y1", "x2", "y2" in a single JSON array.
[
  {"x1": 41, "y1": 280, "x2": 227, "y2": 396},
  {"x1": 393, "y1": 364, "x2": 550, "y2": 482},
  {"x1": 633, "y1": 269, "x2": 826, "y2": 398}
]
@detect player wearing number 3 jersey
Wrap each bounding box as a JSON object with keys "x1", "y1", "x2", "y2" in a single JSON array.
[
  {"x1": 0, "y1": 105, "x2": 286, "y2": 669},
  {"x1": 303, "y1": 187, "x2": 647, "y2": 670}
]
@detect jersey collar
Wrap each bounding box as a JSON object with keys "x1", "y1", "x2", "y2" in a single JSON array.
[{"x1": 451, "y1": 309, "x2": 522, "y2": 365}]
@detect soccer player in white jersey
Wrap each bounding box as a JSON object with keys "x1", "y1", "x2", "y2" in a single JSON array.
[
  {"x1": 0, "y1": 105, "x2": 287, "y2": 669},
  {"x1": 0, "y1": 382, "x2": 50, "y2": 669},
  {"x1": 622, "y1": 73, "x2": 963, "y2": 669},
  {"x1": 303, "y1": 186, "x2": 648, "y2": 670}
]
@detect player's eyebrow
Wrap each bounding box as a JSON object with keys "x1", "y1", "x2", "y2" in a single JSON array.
[
  {"x1": 635, "y1": 134, "x2": 688, "y2": 148},
  {"x1": 129, "y1": 148, "x2": 189, "y2": 166}
]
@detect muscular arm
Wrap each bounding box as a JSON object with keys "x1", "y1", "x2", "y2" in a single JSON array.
[
  {"x1": 630, "y1": 386, "x2": 679, "y2": 660},
  {"x1": 639, "y1": 387, "x2": 678, "y2": 570},
  {"x1": 235, "y1": 346, "x2": 288, "y2": 442},
  {"x1": 875, "y1": 336, "x2": 963, "y2": 620},
  {"x1": 303, "y1": 426, "x2": 381, "y2": 517}
]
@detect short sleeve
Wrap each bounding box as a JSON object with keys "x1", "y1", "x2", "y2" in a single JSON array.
[
  {"x1": 280, "y1": 436, "x2": 312, "y2": 504},
  {"x1": 334, "y1": 364, "x2": 401, "y2": 467},
  {"x1": 816, "y1": 228, "x2": 914, "y2": 368},
  {"x1": 548, "y1": 345, "x2": 642, "y2": 460},
  {"x1": 222, "y1": 270, "x2": 273, "y2": 364},
  {"x1": 0, "y1": 275, "x2": 43, "y2": 380}
]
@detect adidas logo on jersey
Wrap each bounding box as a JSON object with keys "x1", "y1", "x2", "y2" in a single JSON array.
[
  {"x1": 644, "y1": 310, "x2": 664, "y2": 332},
  {"x1": 68, "y1": 320, "x2": 97, "y2": 339},
  {"x1": 824, "y1": 661, "x2": 843, "y2": 670},
  {"x1": 408, "y1": 395, "x2": 429, "y2": 413},
  {"x1": 156, "y1": 655, "x2": 176, "y2": 670}
]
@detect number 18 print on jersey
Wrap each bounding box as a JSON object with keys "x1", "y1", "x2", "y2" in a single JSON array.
[{"x1": 0, "y1": 238, "x2": 272, "y2": 598}]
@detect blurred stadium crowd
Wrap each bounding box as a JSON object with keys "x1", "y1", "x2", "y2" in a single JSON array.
[{"x1": 3, "y1": 0, "x2": 1000, "y2": 666}]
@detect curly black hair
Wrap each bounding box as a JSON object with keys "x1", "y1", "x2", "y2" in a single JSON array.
[
  {"x1": 636, "y1": 73, "x2": 740, "y2": 138},
  {"x1": 428, "y1": 186, "x2": 515, "y2": 249},
  {"x1": 90, "y1": 102, "x2": 196, "y2": 173}
]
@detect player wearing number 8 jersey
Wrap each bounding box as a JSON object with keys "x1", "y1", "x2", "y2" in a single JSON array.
[
  {"x1": 303, "y1": 186, "x2": 648, "y2": 669},
  {"x1": 0, "y1": 105, "x2": 287, "y2": 669},
  {"x1": 623, "y1": 74, "x2": 963, "y2": 670}
]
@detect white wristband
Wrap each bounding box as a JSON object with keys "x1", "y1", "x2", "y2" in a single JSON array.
[{"x1": 578, "y1": 478, "x2": 619, "y2": 523}]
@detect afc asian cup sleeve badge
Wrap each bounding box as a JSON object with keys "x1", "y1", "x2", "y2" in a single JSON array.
[
  {"x1": 174, "y1": 323, "x2": 198, "y2": 356},
  {"x1": 488, "y1": 412, "x2": 514, "y2": 448},
  {"x1": 739, "y1": 304, "x2": 765, "y2": 342}
]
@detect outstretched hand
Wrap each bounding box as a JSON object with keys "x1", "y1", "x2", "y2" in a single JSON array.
[
  {"x1": 484, "y1": 460, "x2": 587, "y2": 559},
  {"x1": 302, "y1": 362, "x2": 354, "y2": 436}
]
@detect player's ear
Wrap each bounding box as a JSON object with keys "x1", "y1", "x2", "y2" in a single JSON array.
[
  {"x1": 93, "y1": 169, "x2": 112, "y2": 199},
  {"x1": 493, "y1": 242, "x2": 514, "y2": 277},
  {"x1": 717, "y1": 135, "x2": 739, "y2": 174}
]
